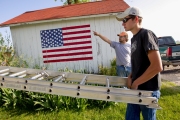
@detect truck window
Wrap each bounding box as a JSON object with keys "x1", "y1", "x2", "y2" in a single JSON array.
[
  {"x1": 158, "y1": 39, "x2": 164, "y2": 46},
  {"x1": 158, "y1": 36, "x2": 176, "y2": 46}
]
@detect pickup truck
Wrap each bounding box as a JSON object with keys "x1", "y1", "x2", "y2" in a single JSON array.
[{"x1": 158, "y1": 36, "x2": 180, "y2": 70}]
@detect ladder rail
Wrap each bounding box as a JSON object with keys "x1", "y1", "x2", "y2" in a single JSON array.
[
  {"x1": 0, "y1": 66, "x2": 161, "y2": 109},
  {"x1": 0, "y1": 76, "x2": 153, "y2": 97},
  {"x1": 0, "y1": 80, "x2": 157, "y2": 106},
  {"x1": 0, "y1": 66, "x2": 127, "y2": 86}
]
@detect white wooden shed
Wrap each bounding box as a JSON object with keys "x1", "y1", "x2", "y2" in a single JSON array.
[{"x1": 0, "y1": 0, "x2": 129, "y2": 73}]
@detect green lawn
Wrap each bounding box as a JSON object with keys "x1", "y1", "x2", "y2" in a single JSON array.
[{"x1": 0, "y1": 81, "x2": 179, "y2": 120}]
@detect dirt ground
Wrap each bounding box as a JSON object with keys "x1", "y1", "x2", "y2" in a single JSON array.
[{"x1": 161, "y1": 65, "x2": 180, "y2": 86}]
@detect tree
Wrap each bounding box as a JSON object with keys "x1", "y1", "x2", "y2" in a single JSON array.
[
  {"x1": 0, "y1": 32, "x2": 14, "y2": 66},
  {"x1": 55, "y1": 0, "x2": 90, "y2": 5}
]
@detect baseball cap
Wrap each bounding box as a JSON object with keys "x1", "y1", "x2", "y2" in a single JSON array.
[
  {"x1": 117, "y1": 31, "x2": 128, "y2": 37},
  {"x1": 116, "y1": 7, "x2": 143, "y2": 21}
]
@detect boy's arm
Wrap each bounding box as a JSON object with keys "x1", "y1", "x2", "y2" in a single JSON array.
[{"x1": 131, "y1": 50, "x2": 163, "y2": 89}]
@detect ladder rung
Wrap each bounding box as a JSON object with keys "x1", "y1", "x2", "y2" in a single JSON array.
[
  {"x1": 80, "y1": 76, "x2": 87, "y2": 85},
  {"x1": 18, "y1": 74, "x2": 27, "y2": 78},
  {"x1": 106, "y1": 77, "x2": 110, "y2": 87},
  {"x1": 38, "y1": 77, "x2": 44, "y2": 80},
  {"x1": 54, "y1": 75, "x2": 63, "y2": 82},
  {"x1": 31, "y1": 71, "x2": 49, "y2": 80},
  {"x1": 31, "y1": 74, "x2": 42, "y2": 79},
  {"x1": 0, "y1": 72, "x2": 9, "y2": 76},
  {"x1": 9, "y1": 70, "x2": 26, "y2": 77},
  {"x1": 0, "y1": 69, "x2": 9, "y2": 74}
]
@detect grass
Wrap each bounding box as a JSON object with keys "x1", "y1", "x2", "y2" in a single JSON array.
[
  {"x1": 156, "y1": 80, "x2": 180, "y2": 120},
  {"x1": 0, "y1": 81, "x2": 179, "y2": 120},
  {"x1": 0, "y1": 104, "x2": 127, "y2": 120}
]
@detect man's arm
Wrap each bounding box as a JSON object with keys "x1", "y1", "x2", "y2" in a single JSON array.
[
  {"x1": 93, "y1": 31, "x2": 111, "y2": 44},
  {"x1": 131, "y1": 50, "x2": 163, "y2": 89}
]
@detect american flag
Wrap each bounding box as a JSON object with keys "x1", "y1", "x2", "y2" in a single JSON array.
[{"x1": 40, "y1": 24, "x2": 93, "y2": 63}]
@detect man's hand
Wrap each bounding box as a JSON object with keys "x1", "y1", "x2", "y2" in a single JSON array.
[
  {"x1": 93, "y1": 31, "x2": 111, "y2": 44},
  {"x1": 93, "y1": 31, "x2": 100, "y2": 36}
]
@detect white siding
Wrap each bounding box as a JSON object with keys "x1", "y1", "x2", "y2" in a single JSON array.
[{"x1": 10, "y1": 15, "x2": 125, "y2": 73}]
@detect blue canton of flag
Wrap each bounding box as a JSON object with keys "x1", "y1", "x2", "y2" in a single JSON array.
[
  {"x1": 40, "y1": 24, "x2": 93, "y2": 63},
  {"x1": 40, "y1": 28, "x2": 64, "y2": 48}
]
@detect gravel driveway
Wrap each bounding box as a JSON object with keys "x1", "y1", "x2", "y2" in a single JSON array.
[{"x1": 161, "y1": 65, "x2": 180, "y2": 86}]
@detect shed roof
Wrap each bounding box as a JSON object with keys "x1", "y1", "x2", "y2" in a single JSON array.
[{"x1": 0, "y1": 0, "x2": 129, "y2": 27}]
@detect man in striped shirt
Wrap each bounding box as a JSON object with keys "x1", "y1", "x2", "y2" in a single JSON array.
[{"x1": 93, "y1": 31, "x2": 131, "y2": 77}]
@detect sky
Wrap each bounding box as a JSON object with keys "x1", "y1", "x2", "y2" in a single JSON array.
[{"x1": 0, "y1": 0, "x2": 180, "y2": 42}]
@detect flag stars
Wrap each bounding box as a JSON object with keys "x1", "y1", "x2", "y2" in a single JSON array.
[{"x1": 40, "y1": 28, "x2": 63, "y2": 48}]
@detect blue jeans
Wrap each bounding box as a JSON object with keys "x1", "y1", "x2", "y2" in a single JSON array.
[
  {"x1": 125, "y1": 90, "x2": 161, "y2": 120},
  {"x1": 116, "y1": 65, "x2": 131, "y2": 77}
]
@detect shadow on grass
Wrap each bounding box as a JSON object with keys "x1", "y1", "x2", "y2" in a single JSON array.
[
  {"x1": 0, "y1": 107, "x2": 37, "y2": 118},
  {"x1": 161, "y1": 86, "x2": 180, "y2": 96},
  {"x1": 0, "y1": 100, "x2": 115, "y2": 118},
  {"x1": 160, "y1": 81, "x2": 180, "y2": 96}
]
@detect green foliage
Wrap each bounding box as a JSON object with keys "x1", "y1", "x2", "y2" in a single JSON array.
[
  {"x1": 0, "y1": 88, "x2": 115, "y2": 111},
  {"x1": 58, "y1": 67, "x2": 89, "y2": 74},
  {"x1": 7, "y1": 55, "x2": 28, "y2": 68},
  {"x1": 1, "y1": 89, "x2": 27, "y2": 109},
  {"x1": 0, "y1": 33, "x2": 28, "y2": 67},
  {"x1": 34, "y1": 94, "x2": 59, "y2": 111},
  {"x1": 75, "y1": 98, "x2": 88, "y2": 111},
  {"x1": 0, "y1": 46, "x2": 14, "y2": 66},
  {"x1": 33, "y1": 64, "x2": 41, "y2": 69},
  {"x1": 87, "y1": 99, "x2": 115, "y2": 109},
  {"x1": 58, "y1": 67, "x2": 73, "y2": 73},
  {"x1": 99, "y1": 57, "x2": 116, "y2": 76},
  {"x1": 0, "y1": 89, "x2": 3, "y2": 106}
]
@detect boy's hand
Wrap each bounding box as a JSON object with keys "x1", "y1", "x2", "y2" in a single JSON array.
[
  {"x1": 127, "y1": 74, "x2": 132, "y2": 89},
  {"x1": 131, "y1": 81, "x2": 139, "y2": 90}
]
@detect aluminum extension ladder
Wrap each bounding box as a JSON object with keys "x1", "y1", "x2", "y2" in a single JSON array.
[{"x1": 0, "y1": 66, "x2": 161, "y2": 109}]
